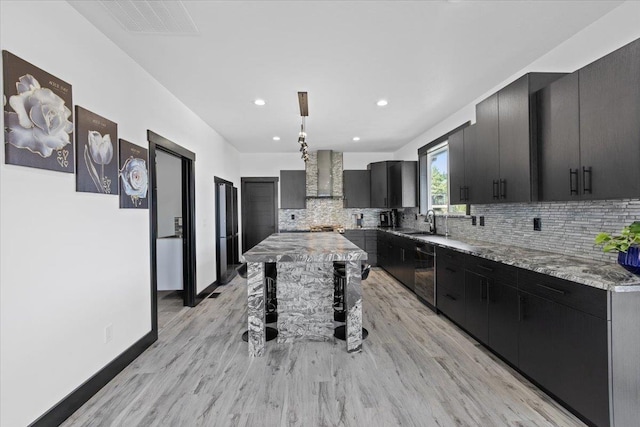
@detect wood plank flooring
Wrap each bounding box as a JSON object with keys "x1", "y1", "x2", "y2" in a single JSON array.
[
  {"x1": 62, "y1": 268, "x2": 585, "y2": 427},
  {"x1": 157, "y1": 290, "x2": 187, "y2": 331}
]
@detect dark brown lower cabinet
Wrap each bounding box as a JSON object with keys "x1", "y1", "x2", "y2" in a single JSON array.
[
  {"x1": 463, "y1": 271, "x2": 488, "y2": 344},
  {"x1": 436, "y1": 260, "x2": 465, "y2": 326},
  {"x1": 487, "y1": 281, "x2": 519, "y2": 366},
  {"x1": 432, "y1": 250, "x2": 611, "y2": 427},
  {"x1": 518, "y1": 291, "x2": 609, "y2": 427}
]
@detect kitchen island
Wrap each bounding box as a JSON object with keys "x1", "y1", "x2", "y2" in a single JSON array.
[{"x1": 242, "y1": 232, "x2": 367, "y2": 357}]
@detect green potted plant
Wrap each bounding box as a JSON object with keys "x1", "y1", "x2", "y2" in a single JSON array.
[{"x1": 595, "y1": 221, "x2": 640, "y2": 274}]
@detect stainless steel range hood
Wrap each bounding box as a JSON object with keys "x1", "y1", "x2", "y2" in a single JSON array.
[
  {"x1": 306, "y1": 150, "x2": 343, "y2": 198},
  {"x1": 316, "y1": 150, "x2": 333, "y2": 197}
]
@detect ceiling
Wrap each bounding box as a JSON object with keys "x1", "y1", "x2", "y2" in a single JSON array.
[{"x1": 69, "y1": 0, "x2": 622, "y2": 153}]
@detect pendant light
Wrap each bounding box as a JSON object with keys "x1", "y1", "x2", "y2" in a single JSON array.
[{"x1": 298, "y1": 92, "x2": 309, "y2": 163}]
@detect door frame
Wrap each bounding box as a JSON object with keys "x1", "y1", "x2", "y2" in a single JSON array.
[
  {"x1": 148, "y1": 130, "x2": 197, "y2": 339},
  {"x1": 240, "y1": 177, "x2": 279, "y2": 253}
]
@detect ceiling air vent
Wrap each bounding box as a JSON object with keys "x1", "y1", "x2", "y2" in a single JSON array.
[{"x1": 98, "y1": 0, "x2": 199, "y2": 35}]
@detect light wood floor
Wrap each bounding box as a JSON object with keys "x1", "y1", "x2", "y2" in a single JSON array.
[
  {"x1": 62, "y1": 269, "x2": 585, "y2": 427},
  {"x1": 157, "y1": 290, "x2": 187, "y2": 331}
]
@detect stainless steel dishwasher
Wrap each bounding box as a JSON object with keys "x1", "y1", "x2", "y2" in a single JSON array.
[{"x1": 415, "y1": 243, "x2": 435, "y2": 308}]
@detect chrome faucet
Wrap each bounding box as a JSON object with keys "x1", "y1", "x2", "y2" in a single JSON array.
[
  {"x1": 444, "y1": 214, "x2": 450, "y2": 237},
  {"x1": 426, "y1": 210, "x2": 436, "y2": 234}
]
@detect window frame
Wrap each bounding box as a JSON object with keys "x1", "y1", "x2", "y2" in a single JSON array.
[{"x1": 417, "y1": 121, "x2": 472, "y2": 216}]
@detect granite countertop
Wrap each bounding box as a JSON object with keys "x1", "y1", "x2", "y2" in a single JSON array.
[
  {"x1": 243, "y1": 232, "x2": 367, "y2": 263},
  {"x1": 380, "y1": 228, "x2": 640, "y2": 292}
]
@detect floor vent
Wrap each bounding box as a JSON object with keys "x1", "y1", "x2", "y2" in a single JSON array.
[{"x1": 208, "y1": 292, "x2": 222, "y2": 299}]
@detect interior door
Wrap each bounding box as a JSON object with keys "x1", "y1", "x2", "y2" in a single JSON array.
[{"x1": 241, "y1": 178, "x2": 278, "y2": 252}]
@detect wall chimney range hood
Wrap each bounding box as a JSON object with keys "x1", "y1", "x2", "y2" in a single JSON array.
[
  {"x1": 305, "y1": 150, "x2": 343, "y2": 199},
  {"x1": 316, "y1": 150, "x2": 333, "y2": 197}
]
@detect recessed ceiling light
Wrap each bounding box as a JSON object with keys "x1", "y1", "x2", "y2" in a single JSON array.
[
  {"x1": 376, "y1": 99, "x2": 388, "y2": 107},
  {"x1": 353, "y1": 137, "x2": 361, "y2": 142},
  {"x1": 273, "y1": 136, "x2": 280, "y2": 141},
  {"x1": 254, "y1": 99, "x2": 266, "y2": 106}
]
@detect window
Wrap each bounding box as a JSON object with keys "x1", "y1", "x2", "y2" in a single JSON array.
[{"x1": 419, "y1": 142, "x2": 467, "y2": 215}]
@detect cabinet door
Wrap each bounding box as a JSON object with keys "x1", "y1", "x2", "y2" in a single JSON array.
[
  {"x1": 448, "y1": 129, "x2": 466, "y2": 205},
  {"x1": 519, "y1": 292, "x2": 609, "y2": 427},
  {"x1": 436, "y1": 261, "x2": 465, "y2": 325},
  {"x1": 464, "y1": 271, "x2": 488, "y2": 344},
  {"x1": 579, "y1": 38, "x2": 640, "y2": 200},
  {"x1": 280, "y1": 170, "x2": 306, "y2": 208},
  {"x1": 470, "y1": 94, "x2": 500, "y2": 204},
  {"x1": 365, "y1": 231, "x2": 377, "y2": 266},
  {"x1": 488, "y1": 280, "x2": 519, "y2": 365},
  {"x1": 370, "y1": 162, "x2": 388, "y2": 208},
  {"x1": 498, "y1": 75, "x2": 533, "y2": 203},
  {"x1": 343, "y1": 170, "x2": 371, "y2": 208},
  {"x1": 387, "y1": 161, "x2": 402, "y2": 208},
  {"x1": 400, "y1": 239, "x2": 415, "y2": 291},
  {"x1": 537, "y1": 72, "x2": 581, "y2": 201}
]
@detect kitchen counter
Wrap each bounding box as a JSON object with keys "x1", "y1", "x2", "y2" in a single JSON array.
[
  {"x1": 243, "y1": 233, "x2": 367, "y2": 357},
  {"x1": 379, "y1": 228, "x2": 640, "y2": 292}
]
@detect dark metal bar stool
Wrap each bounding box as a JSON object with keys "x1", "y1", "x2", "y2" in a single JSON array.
[
  {"x1": 333, "y1": 262, "x2": 370, "y2": 341},
  {"x1": 333, "y1": 262, "x2": 347, "y2": 322},
  {"x1": 264, "y1": 263, "x2": 278, "y2": 324},
  {"x1": 239, "y1": 262, "x2": 278, "y2": 342}
]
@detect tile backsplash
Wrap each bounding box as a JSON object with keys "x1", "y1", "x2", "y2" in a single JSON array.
[
  {"x1": 279, "y1": 198, "x2": 384, "y2": 230},
  {"x1": 400, "y1": 199, "x2": 640, "y2": 263}
]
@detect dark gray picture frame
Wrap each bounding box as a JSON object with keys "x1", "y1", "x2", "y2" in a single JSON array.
[
  {"x1": 2, "y1": 50, "x2": 74, "y2": 173},
  {"x1": 75, "y1": 106, "x2": 118, "y2": 194},
  {"x1": 119, "y1": 139, "x2": 149, "y2": 209}
]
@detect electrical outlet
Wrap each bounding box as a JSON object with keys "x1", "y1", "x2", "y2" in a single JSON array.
[
  {"x1": 105, "y1": 324, "x2": 113, "y2": 343},
  {"x1": 471, "y1": 216, "x2": 477, "y2": 226},
  {"x1": 479, "y1": 216, "x2": 485, "y2": 227},
  {"x1": 291, "y1": 214, "x2": 295, "y2": 220},
  {"x1": 533, "y1": 217, "x2": 542, "y2": 231}
]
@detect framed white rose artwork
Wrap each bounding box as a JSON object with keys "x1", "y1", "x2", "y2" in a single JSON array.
[
  {"x1": 2, "y1": 50, "x2": 74, "y2": 173},
  {"x1": 75, "y1": 106, "x2": 118, "y2": 194},
  {"x1": 118, "y1": 139, "x2": 148, "y2": 209}
]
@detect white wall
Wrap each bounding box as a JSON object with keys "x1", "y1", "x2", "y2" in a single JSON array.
[
  {"x1": 0, "y1": 2, "x2": 240, "y2": 426},
  {"x1": 393, "y1": 0, "x2": 640, "y2": 160},
  {"x1": 156, "y1": 150, "x2": 183, "y2": 237}
]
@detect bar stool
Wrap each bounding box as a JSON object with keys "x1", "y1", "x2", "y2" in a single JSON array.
[
  {"x1": 238, "y1": 263, "x2": 278, "y2": 342},
  {"x1": 333, "y1": 262, "x2": 346, "y2": 322},
  {"x1": 333, "y1": 262, "x2": 370, "y2": 341},
  {"x1": 265, "y1": 263, "x2": 278, "y2": 324}
]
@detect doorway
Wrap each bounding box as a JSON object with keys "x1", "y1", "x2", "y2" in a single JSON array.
[
  {"x1": 241, "y1": 177, "x2": 279, "y2": 252},
  {"x1": 148, "y1": 130, "x2": 196, "y2": 338}
]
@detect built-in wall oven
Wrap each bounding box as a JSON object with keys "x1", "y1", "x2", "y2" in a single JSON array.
[{"x1": 415, "y1": 243, "x2": 435, "y2": 308}]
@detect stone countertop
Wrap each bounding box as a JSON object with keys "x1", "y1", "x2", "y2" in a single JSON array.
[
  {"x1": 243, "y1": 232, "x2": 367, "y2": 263},
  {"x1": 379, "y1": 228, "x2": 640, "y2": 292}
]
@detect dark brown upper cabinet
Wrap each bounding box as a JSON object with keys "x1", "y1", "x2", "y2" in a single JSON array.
[
  {"x1": 343, "y1": 169, "x2": 371, "y2": 208},
  {"x1": 449, "y1": 124, "x2": 475, "y2": 205},
  {"x1": 369, "y1": 161, "x2": 392, "y2": 208},
  {"x1": 471, "y1": 93, "x2": 501, "y2": 204},
  {"x1": 537, "y1": 72, "x2": 581, "y2": 201},
  {"x1": 369, "y1": 161, "x2": 417, "y2": 208},
  {"x1": 280, "y1": 170, "x2": 306, "y2": 209},
  {"x1": 469, "y1": 73, "x2": 565, "y2": 204},
  {"x1": 578, "y1": 38, "x2": 640, "y2": 200},
  {"x1": 537, "y1": 38, "x2": 640, "y2": 201}
]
